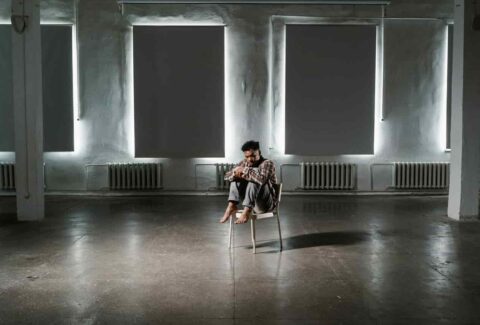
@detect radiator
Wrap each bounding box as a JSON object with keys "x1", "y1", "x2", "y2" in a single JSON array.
[
  {"x1": 216, "y1": 163, "x2": 235, "y2": 190},
  {"x1": 393, "y1": 162, "x2": 449, "y2": 189},
  {"x1": 0, "y1": 163, "x2": 15, "y2": 190},
  {"x1": 108, "y1": 163, "x2": 162, "y2": 190},
  {"x1": 300, "y1": 162, "x2": 356, "y2": 190}
]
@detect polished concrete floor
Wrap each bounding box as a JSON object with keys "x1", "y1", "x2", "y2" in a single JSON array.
[{"x1": 0, "y1": 195, "x2": 480, "y2": 324}]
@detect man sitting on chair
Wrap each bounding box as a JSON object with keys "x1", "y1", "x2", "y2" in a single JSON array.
[{"x1": 219, "y1": 140, "x2": 278, "y2": 224}]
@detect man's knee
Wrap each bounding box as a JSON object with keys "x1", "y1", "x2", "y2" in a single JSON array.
[
  {"x1": 246, "y1": 182, "x2": 260, "y2": 190},
  {"x1": 245, "y1": 182, "x2": 261, "y2": 196}
]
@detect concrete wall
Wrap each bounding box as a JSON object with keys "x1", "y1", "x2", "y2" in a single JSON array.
[{"x1": 0, "y1": 0, "x2": 454, "y2": 192}]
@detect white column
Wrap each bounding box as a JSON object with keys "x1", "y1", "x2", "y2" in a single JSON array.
[
  {"x1": 11, "y1": 0, "x2": 44, "y2": 221},
  {"x1": 448, "y1": 0, "x2": 480, "y2": 221}
]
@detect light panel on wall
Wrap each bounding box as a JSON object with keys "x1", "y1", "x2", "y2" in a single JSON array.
[
  {"x1": 224, "y1": 26, "x2": 234, "y2": 159},
  {"x1": 128, "y1": 26, "x2": 135, "y2": 157},
  {"x1": 70, "y1": 23, "x2": 85, "y2": 155},
  {"x1": 440, "y1": 24, "x2": 454, "y2": 151},
  {"x1": 373, "y1": 23, "x2": 384, "y2": 155},
  {"x1": 279, "y1": 27, "x2": 287, "y2": 156}
]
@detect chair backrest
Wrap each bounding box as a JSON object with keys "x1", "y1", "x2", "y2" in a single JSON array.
[{"x1": 273, "y1": 183, "x2": 283, "y2": 203}]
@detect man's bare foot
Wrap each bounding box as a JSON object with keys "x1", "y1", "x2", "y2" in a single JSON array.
[
  {"x1": 219, "y1": 203, "x2": 237, "y2": 223},
  {"x1": 235, "y1": 208, "x2": 252, "y2": 224}
]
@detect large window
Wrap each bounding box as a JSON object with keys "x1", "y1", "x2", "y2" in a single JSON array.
[
  {"x1": 285, "y1": 24, "x2": 377, "y2": 155},
  {"x1": 0, "y1": 25, "x2": 13, "y2": 151},
  {"x1": 133, "y1": 26, "x2": 225, "y2": 158},
  {"x1": 0, "y1": 24, "x2": 74, "y2": 152}
]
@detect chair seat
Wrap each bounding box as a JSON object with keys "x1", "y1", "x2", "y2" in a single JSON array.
[{"x1": 235, "y1": 210, "x2": 275, "y2": 220}]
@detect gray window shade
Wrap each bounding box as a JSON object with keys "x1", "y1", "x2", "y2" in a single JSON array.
[
  {"x1": 42, "y1": 25, "x2": 74, "y2": 152},
  {"x1": 0, "y1": 25, "x2": 74, "y2": 152},
  {"x1": 285, "y1": 24, "x2": 376, "y2": 155},
  {"x1": 0, "y1": 25, "x2": 13, "y2": 151},
  {"x1": 133, "y1": 26, "x2": 224, "y2": 158}
]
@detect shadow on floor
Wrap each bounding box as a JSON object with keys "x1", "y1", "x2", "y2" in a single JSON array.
[
  {"x1": 252, "y1": 231, "x2": 370, "y2": 251},
  {"x1": 0, "y1": 213, "x2": 19, "y2": 226}
]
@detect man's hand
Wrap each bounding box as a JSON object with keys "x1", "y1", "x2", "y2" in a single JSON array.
[{"x1": 233, "y1": 167, "x2": 244, "y2": 179}]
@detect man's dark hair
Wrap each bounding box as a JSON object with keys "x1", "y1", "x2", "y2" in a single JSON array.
[{"x1": 241, "y1": 140, "x2": 260, "y2": 152}]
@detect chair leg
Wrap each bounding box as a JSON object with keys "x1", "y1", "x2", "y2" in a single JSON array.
[
  {"x1": 276, "y1": 213, "x2": 283, "y2": 251},
  {"x1": 229, "y1": 215, "x2": 233, "y2": 248},
  {"x1": 251, "y1": 218, "x2": 256, "y2": 254}
]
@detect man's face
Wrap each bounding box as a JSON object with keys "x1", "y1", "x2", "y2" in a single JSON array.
[{"x1": 244, "y1": 149, "x2": 260, "y2": 166}]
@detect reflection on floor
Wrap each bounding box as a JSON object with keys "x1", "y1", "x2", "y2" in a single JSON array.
[{"x1": 0, "y1": 195, "x2": 479, "y2": 324}]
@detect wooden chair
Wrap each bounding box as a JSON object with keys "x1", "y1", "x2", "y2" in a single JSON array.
[{"x1": 229, "y1": 183, "x2": 283, "y2": 253}]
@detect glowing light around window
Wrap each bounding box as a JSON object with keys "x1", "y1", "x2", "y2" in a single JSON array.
[{"x1": 439, "y1": 25, "x2": 450, "y2": 152}]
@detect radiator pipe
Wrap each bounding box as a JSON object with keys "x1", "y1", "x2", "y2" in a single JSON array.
[
  {"x1": 279, "y1": 163, "x2": 300, "y2": 184},
  {"x1": 369, "y1": 162, "x2": 394, "y2": 191},
  {"x1": 194, "y1": 163, "x2": 217, "y2": 190},
  {"x1": 194, "y1": 163, "x2": 235, "y2": 191}
]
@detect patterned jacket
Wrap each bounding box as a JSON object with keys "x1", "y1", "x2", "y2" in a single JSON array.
[{"x1": 225, "y1": 158, "x2": 278, "y2": 195}]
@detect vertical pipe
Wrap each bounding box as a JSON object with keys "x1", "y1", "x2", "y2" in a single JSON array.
[
  {"x1": 11, "y1": 164, "x2": 15, "y2": 189},
  {"x1": 129, "y1": 164, "x2": 133, "y2": 189},
  {"x1": 147, "y1": 164, "x2": 152, "y2": 189},
  {"x1": 137, "y1": 165, "x2": 141, "y2": 189},
  {"x1": 335, "y1": 163, "x2": 340, "y2": 189},
  {"x1": 141, "y1": 164, "x2": 146, "y2": 189},
  {"x1": 152, "y1": 163, "x2": 156, "y2": 189},
  {"x1": 2, "y1": 164, "x2": 5, "y2": 189},
  {"x1": 394, "y1": 163, "x2": 397, "y2": 188},
  {"x1": 108, "y1": 165, "x2": 111, "y2": 189},
  {"x1": 215, "y1": 164, "x2": 220, "y2": 189},
  {"x1": 421, "y1": 163, "x2": 426, "y2": 188},
  {"x1": 1, "y1": 164, "x2": 5, "y2": 189},
  {"x1": 343, "y1": 164, "x2": 350, "y2": 189},
  {"x1": 306, "y1": 163, "x2": 311, "y2": 190},
  {"x1": 440, "y1": 163, "x2": 444, "y2": 188},
  {"x1": 414, "y1": 163, "x2": 419, "y2": 189},
  {"x1": 350, "y1": 164, "x2": 354, "y2": 189},
  {"x1": 446, "y1": 163, "x2": 450, "y2": 188},
  {"x1": 122, "y1": 164, "x2": 127, "y2": 189},
  {"x1": 157, "y1": 163, "x2": 162, "y2": 189},
  {"x1": 340, "y1": 164, "x2": 345, "y2": 189},
  {"x1": 320, "y1": 163, "x2": 325, "y2": 189},
  {"x1": 113, "y1": 165, "x2": 117, "y2": 190},
  {"x1": 326, "y1": 163, "x2": 330, "y2": 189},
  {"x1": 300, "y1": 162, "x2": 305, "y2": 189},
  {"x1": 1, "y1": 164, "x2": 4, "y2": 189}
]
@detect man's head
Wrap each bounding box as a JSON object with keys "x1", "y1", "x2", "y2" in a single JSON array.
[{"x1": 241, "y1": 140, "x2": 261, "y2": 166}]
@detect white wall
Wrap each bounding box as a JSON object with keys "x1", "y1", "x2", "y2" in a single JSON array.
[{"x1": 0, "y1": 0, "x2": 454, "y2": 192}]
